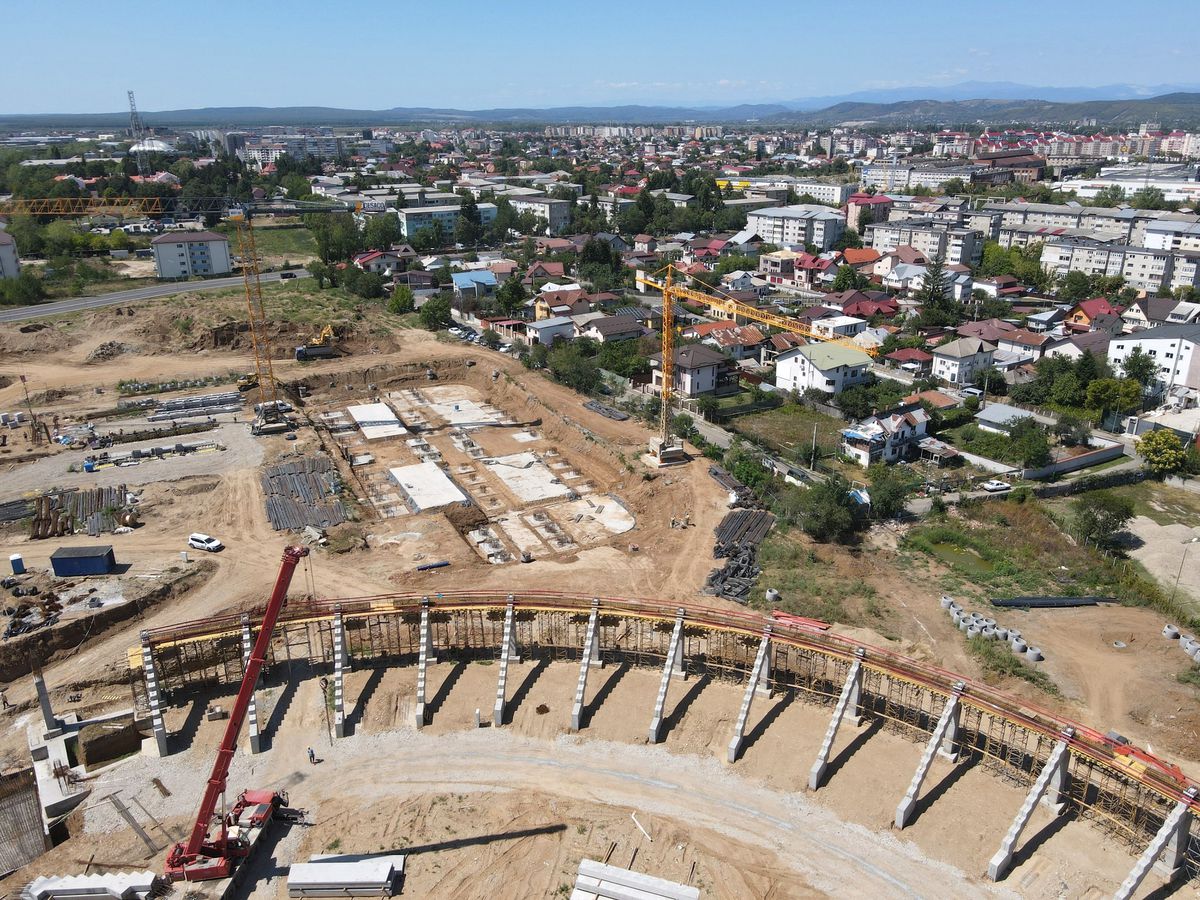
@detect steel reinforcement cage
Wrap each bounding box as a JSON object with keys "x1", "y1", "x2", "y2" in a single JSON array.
[{"x1": 129, "y1": 589, "x2": 1200, "y2": 877}]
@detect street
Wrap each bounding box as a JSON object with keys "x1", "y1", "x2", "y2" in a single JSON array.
[{"x1": 0, "y1": 270, "x2": 309, "y2": 324}]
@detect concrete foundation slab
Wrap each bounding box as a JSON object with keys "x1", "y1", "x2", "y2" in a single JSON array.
[{"x1": 388, "y1": 462, "x2": 467, "y2": 512}]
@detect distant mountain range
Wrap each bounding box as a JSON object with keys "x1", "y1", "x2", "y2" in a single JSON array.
[{"x1": 6, "y1": 84, "x2": 1200, "y2": 130}]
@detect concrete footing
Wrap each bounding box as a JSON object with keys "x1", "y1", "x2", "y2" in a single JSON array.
[
  {"x1": 240, "y1": 615, "x2": 262, "y2": 754},
  {"x1": 493, "y1": 599, "x2": 518, "y2": 727},
  {"x1": 414, "y1": 599, "x2": 434, "y2": 728},
  {"x1": 332, "y1": 608, "x2": 347, "y2": 738},
  {"x1": 987, "y1": 728, "x2": 1074, "y2": 881},
  {"x1": 726, "y1": 627, "x2": 772, "y2": 763},
  {"x1": 139, "y1": 631, "x2": 169, "y2": 757},
  {"x1": 1114, "y1": 787, "x2": 1197, "y2": 900},
  {"x1": 808, "y1": 649, "x2": 865, "y2": 791},
  {"x1": 894, "y1": 685, "x2": 963, "y2": 828},
  {"x1": 647, "y1": 609, "x2": 686, "y2": 744},
  {"x1": 570, "y1": 600, "x2": 602, "y2": 732}
]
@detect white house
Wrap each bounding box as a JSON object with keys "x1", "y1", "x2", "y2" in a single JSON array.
[
  {"x1": 525, "y1": 316, "x2": 575, "y2": 346},
  {"x1": 150, "y1": 231, "x2": 232, "y2": 279},
  {"x1": 775, "y1": 343, "x2": 872, "y2": 395},
  {"x1": 650, "y1": 344, "x2": 731, "y2": 398},
  {"x1": 810, "y1": 315, "x2": 868, "y2": 339},
  {"x1": 0, "y1": 231, "x2": 19, "y2": 279},
  {"x1": 932, "y1": 337, "x2": 995, "y2": 385},
  {"x1": 840, "y1": 403, "x2": 931, "y2": 467},
  {"x1": 1108, "y1": 323, "x2": 1200, "y2": 394}
]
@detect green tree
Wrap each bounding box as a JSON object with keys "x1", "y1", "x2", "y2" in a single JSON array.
[
  {"x1": 1086, "y1": 378, "x2": 1142, "y2": 421},
  {"x1": 1071, "y1": 491, "x2": 1135, "y2": 549},
  {"x1": 1121, "y1": 346, "x2": 1156, "y2": 388},
  {"x1": 696, "y1": 395, "x2": 720, "y2": 422},
  {"x1": 1050, "y1": 372, "x2": 1082, "y2": 407},
  {"x1": 455, "y1": 192, "x2": 484, "y2": 246},
  {"x1": 525, "y1": 342, "x2": 549, "y2": 369},
  {"x1": 867, "y1": 464, "x2": 918, "y2": 519},
  {"x1": 1137, "y1": 428, "x2": 1188, "y2": 475},
  {"x1": 480, "y1": 329, "x2": 501, "y2": 349},
  {"x1": 799, "y1": 476, "x2": 858, "y2": 543},
  {"x1": 1130, "y1": 187, "x2": 1167, "y2": 210},
  {"x1": 305, "y1": 260, "x2": 329, "y2": 288},
  {"x1": 831, "y1": 264, "x2": 867, "y2": 292},
  {"x1": 362, "y1": 214, "x2": 402, "y2": 251},
  {"x1": 388, "y1": 285, "x2": 415, "y2": 314},
  {"x1": 418, "y1": 295, "x2": 451, "y2": 330},
  {"x1": 1009, "y1": 417, "x2": 1053, "y2": 468},
  {"x1": 1091, "y1": 184, "x2": 1126, "y2": 207},
  {"x1": 495, "y1": 277, "x2": 527, "y2": 317},
  {"x1": 546, "y1": 342, "x2": 600, "y2": 392},
  {"x1": 671, "y1": 413, "x2": 695, "y2": 439},
  {"x1": 1058, "y1": 271, "x2": 1092, "y2": 304}
]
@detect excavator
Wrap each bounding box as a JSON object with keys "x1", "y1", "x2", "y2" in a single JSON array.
[
  {"x1": 164, "y1": 545, "x2": 310, "y2": 882},
  {"x1": 295, "y1": 325, "x2": 337, "y2": 361}
]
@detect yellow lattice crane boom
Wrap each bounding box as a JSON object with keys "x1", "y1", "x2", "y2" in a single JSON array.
[{"x1": 636, "y1": 264, "x2": 877, "y2": 459}]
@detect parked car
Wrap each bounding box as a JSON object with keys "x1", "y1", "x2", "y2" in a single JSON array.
[
  {"x1": 279, "y1": 271, "x2": 297, "y2": 279},
  {"x1": 980, "y1": 480, "x2": 1011, "y2": 493},
  {"x1": 187, "y1": 533, "x2": 224, "y2": 552}
]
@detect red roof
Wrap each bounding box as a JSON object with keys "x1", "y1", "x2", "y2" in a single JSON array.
[
  {"x1": 1074, "y1": 297, "x2": 1124, "y2": 318},
  {"x1": 842, "y1": 248, "x2": 881, "y2": 266},
  {"x1": 886, "y1": 348, "x2": 934, "y2": 362}
]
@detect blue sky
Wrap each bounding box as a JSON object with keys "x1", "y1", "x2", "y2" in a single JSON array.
[{"x1": 1, "y1": 0, "x2": 1195, "y2": 112}]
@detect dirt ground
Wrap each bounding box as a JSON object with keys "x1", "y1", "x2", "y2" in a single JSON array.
[{"x1": 2, "y1": 292, "x2": 1200, "y2": 897}]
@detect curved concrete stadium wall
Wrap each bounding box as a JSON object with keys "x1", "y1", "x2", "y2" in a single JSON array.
[{"x1": 131, "y1": 591, "x2": 1200, "y2": 886}]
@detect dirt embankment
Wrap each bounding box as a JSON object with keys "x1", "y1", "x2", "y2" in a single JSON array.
[{"x1": 0, "y1": 561, "x2": 215, "y2": 684}]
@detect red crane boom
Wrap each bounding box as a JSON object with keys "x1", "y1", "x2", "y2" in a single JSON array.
[{"x1": 166, "y1": 545, "x2": 310, "y2": 881}]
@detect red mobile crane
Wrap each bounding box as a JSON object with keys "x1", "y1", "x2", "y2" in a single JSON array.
[{"x1": 165, "y1": 545, "x2": 310, "y2": 882}]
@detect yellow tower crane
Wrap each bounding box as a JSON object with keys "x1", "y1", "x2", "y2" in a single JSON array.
[{"x1": 636, "y1": 264, "x2": 877, "y2": 463}]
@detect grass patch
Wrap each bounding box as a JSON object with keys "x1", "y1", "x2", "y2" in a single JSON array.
[
  {"x1": 751, "y1": 530, "x2": 889, "y2": 632},
  {"x1": 903, "y1": 499, "x2": 1200, "y2": 628},
  {"x1": 731, "y1": 402, "x2": 844, "y2": 456},
  {"x1": 1177, "y1": 666, "x2": 1200, "y2": 688},
  {"x1": 966, "y1": 635, "x2": 1060, "y2": 695},
  {"x1": 1106, "y1": 480, "x2": 1200, "y2": 528},
  {"x1": 219, "y1": 223, "x2": 317, "y2": 261}
]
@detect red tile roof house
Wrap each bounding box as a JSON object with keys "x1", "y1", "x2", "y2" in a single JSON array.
[
  {"x1": 523, "y1": 261, "x2": 566, "y2": 285},
  {"x1": 884, "y1": 347, "x2": 934, "y2": 374},
  {"x1": 1065, "y1": 297, "x2": 1125, "y2": 332},
  {"x1": 703, "y1": 324, "x2": 768, "y2": 362},
  {"x1": 762, "y1": 332, "x2": 807, "y2": 363}
]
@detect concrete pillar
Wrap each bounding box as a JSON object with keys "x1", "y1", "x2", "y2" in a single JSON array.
[
  {"x1": 31, "y1": 666, "x2": 58, "y2": 737},
  {"x1": 493, "y1": 598, "x2": 518, "y2": 727},
  {"x1": 1114, "y1": 787, "x2": 1197, "y2": 900},
  {"x1": 570, "y1": 600, "x2": 602, "y2": 732},
  {"x1": 808, "y1": 649, "x2": 865, "y2": 791},
  {"x1": 726, "y1": 627, "x2": 772, "y2": 763},
  {"x1": 987, "y1": 728, "x2": 1074, "y2": 881},
  {"x1": 140, "y1": 631, "x2": 169, "y2": 757},
  {"x1": 240, "y1": 615, "x2": 262, "y2": 754},
  {"x1": 894, "y1": 685, "x2": 963, "y2": 828},
  {"x1": 647, "y1": 609, "x2": 686, "y2": 744},
  {"x1": 414, "y1": 599, "x2": 433, "y2": 728},
  {"x1": 332, "y1": 607, "x2": 347, "y2": 738}
]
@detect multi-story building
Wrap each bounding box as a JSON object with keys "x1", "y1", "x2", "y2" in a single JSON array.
[
  {"x1": 1039, "y1": 238, "x2": 1174, "y2": 292},
  {"x1": 864, "y1": 218, "x2": 982, "y2": 266},
  {"x1": 1108, "y1": 324, "x2": 1200, "y2": 394},
  {"x1": 747, "y1": 205, "x2": 846, "y2": 251},
  {"x1": 1141, "y1": 220, "x2": 1200, "y2": 254},
  {"x1": 860, "y1": 163, "x2": 976, "y2": 191},
  {"x1": 395, "y1": 203, "x2": 497, "y2": 239},
  {"x1": 775, "y1": 343, "x2": 872, "y2": 395},
  {"x1": 243, "y1": 134, "x2": 343, "y2": 165},
  {"x1": 150, "y1": 231, "x2": 232, "y2": 279},
  {"x1": 0, "y1": 231, "x2": 19, "y2": 279},
  {"x1": 508, "y1": 195, "x2": 572, "y2": 235},
  {"x1": 932, "y1": 338, "x2": 995, "y2": 385}
]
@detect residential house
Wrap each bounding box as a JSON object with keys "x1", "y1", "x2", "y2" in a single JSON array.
[
  {"x1": 150, "y1": 231, "x2": 232, "y2": 279},
  {"x1": 581, "y1": 314, "x2": 645, "y2": 343},
  {"x1": 844, "y1": 192, "x2": 894, "y2": 233},
  {"x1": 902, "y1": 389, "x2": 959, "y2": 411},
  {"x1": 762, "y1": 332, "x2": 806, "y2": 364},
  {"x1": 1065, "y1": 297, "x2": 1124, "y2": 332},
  {"x1": 703, "y1": 324, "x2": 767, "y2": 362},
  {"x1": 932, "y1": 337, "x2": 996, "y2": 385},
  {"x1": 535, "y1": 287, "x2": 590, "y2": 320},
  {"x1": 974, "y1": 403, "x2": 1047, "y2": 435},
  {"x1": 811, "y1": 315, "x2": 868, "y2": 340},
  {"x1": 841, "y1": 403, "x2": 932, "y2": 467},
  {"x1": 974, "y1": 274, "x2": 1025, "y2": 300},
  {"x1": 649, "y1": 345, "x2": 735, "y2": 398},
  {"x1": 353, "y1": 248, "x2": 414, "y2": 275},
  {"x1": 393, "y1": 270, "x2": 437, "y2": 293},
  {"x1": 957, "y1": 318, "x2": 1017, "y2": 343},
  {"x1": 523, "y1": 261, "x2": 565, "y2": 285},
  {"x1": 1108, "y1": 323, "x2": 1200, "y2": 393},
  {"x1": 885, "y1": 347, "x2": 934, "y2": 375},
  {"x1": 591, "y1": 232, "x2": 630, "y2": 252},
  {"x1": 775, "y1": 343, "x2": 873, "y2": 395},
  {"x1": 842, "y1": 247, "x2": 882, "y2": 271},
  {"x1": 854, "y1": 326, "x2": 894, "y2": 352},
  {"x1": 1045, "y1": 329, "x2": 1113, "y2": 362},
  {"x1": 633, "y1": 234, "x2": 658, "y2": 253},
  {"x1": 489, "y1": 259, "x2": 519, "y2": 280},
  {"x1": 873, "y1": 246, "x2": 929, "y2": 278},
  {"x1": 1166, "y1": 301, "x2": 1200, "y2": 325},
  {"x1": 525, "y1": 316, "x2": 575, "y2": 346},
  {"x1": 995, "y1": 328, "x2": 1053, "y2": 361},
  {"x1": 450, "y1": 269, "x2": 498, "y2": 301},
  {"x1": 1025, "y1": 307, "x2": 1070, "y2": 333}
]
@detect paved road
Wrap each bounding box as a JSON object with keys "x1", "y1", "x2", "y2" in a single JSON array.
[{"x1": 0, "y1": 271, "x2": 310, "y2": 323}]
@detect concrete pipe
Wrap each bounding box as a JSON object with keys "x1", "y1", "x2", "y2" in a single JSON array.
[
  {"x1": 1183, "y1": 639, "x2": 1198, "y2": 655},
  {"x1": 1184, "y1": 635, "x2": 1197, "y2": 646},
  {"x1": 983, "y1": 618, "x2": 997, "y2": 628},
  {"x1": 959, "y1": 618, "x2": 971, "y2": 632},
  {"x1": 1025, "y1": 647, "x2": 1044, "y2": 662},
  {"x1": 981, "y1": 626, "x2": 996, "y2": 640},
  {"x1": 766, "y1": 588, "x2": 781, "y2": 603},
  {"x1": 967, "y1": 625, "x2": 981, "y2": 638},
  {"x1": 1163, "y1": 624, "x2": 1180, "y2": 639},
  {"x1": 994, "y1": 627, "x2": 1009, "y2": 642},
  {"x1": 1007, "y1": 629, "x2": 1021, "y2": 642},
  {"x1": 949, "y1": 602, "x2": 961, "y2": 614},
  {"x1": 940, "y1": 596, "x2": 954, "y2": 609},
  {"x1": 1011, "y1": 638, "x2": 1028, "y2": 653},
  {"x1": 1191, "y1": 646, "x2": 1200, "y2": 663}
]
